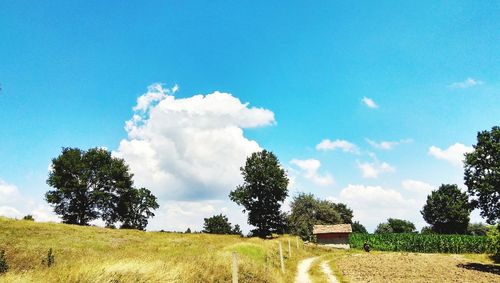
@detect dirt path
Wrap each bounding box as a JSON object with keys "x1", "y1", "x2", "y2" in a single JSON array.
[
  {"x1": 320, "y1": 260, "x2": 339, "y2": 283},
  {"x1": 295, "y1": 257, "x2": 318, "y2": 283}
]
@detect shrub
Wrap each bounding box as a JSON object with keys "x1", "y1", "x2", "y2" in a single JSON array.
[
  {"x1": 486, "y1": 226, "x2": 500, "y2": 255},
  {"x1": 0, "y1": 250, "x2": 8, "y2": 274},
  {"x1": 23, "y1": 215, "x2": 34, "y2": 221},
  {"x1": 42, "y1": 248, "x2": 55, "y2": 267}
]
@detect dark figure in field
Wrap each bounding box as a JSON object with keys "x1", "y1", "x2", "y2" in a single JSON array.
[{"x1": 363, "y1": 242, "x2": 370, "y2": 252}]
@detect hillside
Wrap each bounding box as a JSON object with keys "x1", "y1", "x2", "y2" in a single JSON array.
[{"x1": 0, "y1": 217, "x2": 315, "y2": 282}]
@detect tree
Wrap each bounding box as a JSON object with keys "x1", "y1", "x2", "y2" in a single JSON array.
[
  {"x1": 332, "y1": 203, "x2": 353, "y2": 224},
  {"x1": 118, "y1": 188, "x2": 159, "y2": 230},
  {"x1": 185, "y1": 228, "x2": 192, "y2": 233},
  {"x1": 22, "y1": 215, "x2": 34, "y2": 221},
  {"x1": 232, "y1": 224, "x2": 243, "y2": 236},
  {"x1": 229, "y1": 150, "x2": 289, "y2": 237},
  {"x1": 467, "y1": 223, "x2": 489, "y2": 236},
  {"x1": 374, "y1": 223, "x2": 393, "y2": 234},
  {"x1": 288, "y1": 193, "x2": 345, "y2": 240},
  {"x1": 375, "y1": 218, "x2": 416, "y2": 234},
  {"x1": 203, "y1": 214, "x2": 233, "y2": 234},
  {"x1": 46, "y1": 147, "x2": 158, "y2": 229},
  {"x1": 352, "y1": 221, "x2": 367, "y2": 233},
  {"x1": 421, "y1": 184, "x2": 471, "y2": 234},
  {"x1": 464, "y1": 126, "x2": 500, "y2": 226},
  {"x1": 387, "y1": 218, "x2": 416, "y2": 233}
]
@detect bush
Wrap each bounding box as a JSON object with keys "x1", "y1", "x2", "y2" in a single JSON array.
[
  {"x1": 486, "y1": 226, "x2": 500, "y2": 255},
  {"x1": 23, "y1": 215, "x2": 34, "y2": 221},
  {"x1": 42, "y1": 248, "x2": 55, "y2": 267},
  {"x1": 0, "y1": 250, "x2": 8, "y2": 274}
]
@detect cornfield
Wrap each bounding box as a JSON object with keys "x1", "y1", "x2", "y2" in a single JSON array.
[{"x1": 349, "y1": 233, "x2": 489, "y2": 253}]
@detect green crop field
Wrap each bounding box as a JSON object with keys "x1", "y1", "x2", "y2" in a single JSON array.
[{"x1": 349, "y1": 232, "x2": 490, "y2": 253}]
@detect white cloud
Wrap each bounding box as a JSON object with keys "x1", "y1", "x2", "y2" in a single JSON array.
[
  {"x1": 290, "y1": 159, "x2": 334, "y2": 186},
  {"x1": 366, "y1": 139, "x2": 412, "y2": 150},
  {"x1": 428, "y1": 143, "x2": 473, "y2": 167},
  {"x1": 0, "y1": 179, "x2": 59, "y2": 222},
  {"x1": 402, "y1": 179, "x2": 434, "y2": 195},
  {"x1": 448, "y1": 78, "x2": 483, "y2": 89},
  {"x1": 316, "y1": 139, "x2": 359, "y2": 154},
  {"x1": 146, "y1": 200, "x2": 250, "y2": 232},
  {"x1": 361, "y1": 97, "x2": 378, "y2": 108},
  {"x1": 357, "y1": 161, "x2": 395, "y2": 178},
  {"x1": 332, "y1": 183, "x2": 428, "y2": 232},
  {"x1": 115, "y1": 84, "x2": 275, "y2": 201}
]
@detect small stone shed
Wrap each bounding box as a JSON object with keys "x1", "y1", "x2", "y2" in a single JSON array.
[{"x1": 313, "y1": 224, "x2": 352, "y2": 249}]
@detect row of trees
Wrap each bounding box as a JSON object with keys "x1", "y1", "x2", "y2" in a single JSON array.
[{"x1": 45, "y1": 147, "x2": 159, "y2": 230}]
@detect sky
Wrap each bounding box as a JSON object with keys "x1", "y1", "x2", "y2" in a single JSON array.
[{"x1": 0, "y1": 1, "x2": 499, "y2": 233}]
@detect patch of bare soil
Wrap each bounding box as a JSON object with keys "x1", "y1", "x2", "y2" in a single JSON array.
[{"x1": 334, "y1": 252, "x2": 500, "y2": 282}]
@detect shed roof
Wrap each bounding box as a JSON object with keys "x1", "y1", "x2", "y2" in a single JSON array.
[{"x1": 313, "y1": 224, "x2": 352, "y2": 234}]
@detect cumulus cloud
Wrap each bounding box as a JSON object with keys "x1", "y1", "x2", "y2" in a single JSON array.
[
  {"x1": 366, "y1": 139, "x2": 412, "y2": 150},
  {"x1": 357, "y1": 160, "x2": 395, "y2": 178},
  {"x1": 332, "y1": 182, "x2": 429, "y2": 232},
  {"x1": 290, "y1": 159, "x2": 334, "y2": 186},
  {"x1": 402, "y1": 179, "x2": 434, "y2": 195},
  {"x1": 361, "y1": 97, "x2": 378, "y2": 108},
  {"x1": 114, "y1": 84, "x2": 275, "y2": 201},
  {"x1": 428, "y1": 143, "x2": 473, "y2": 167},
  {"x1": 0, "y1": 179, "x2": 59, "y2": 222},
  {"x1": 0, "y1": 179, "x2": 23, "y2": 218},
  {"x1": 448, "y1": 78, "x2": 483, "y2": 89},
  {"x1": 316, "y1": 139, "x2": 359, "y2": 154}
]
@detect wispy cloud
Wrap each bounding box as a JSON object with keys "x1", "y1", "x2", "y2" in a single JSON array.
[
  {"x1": 448, "y1": 78, "x2": 483, "y2": 89},
  {"x1": 316, "y1": 139, "x2": 359, "y2": 154},
  {"x1": 361, "y1": 97, "x2": 378, "y2": 108},
  {"x1": 366, "y1": 138, "x2": 412, "y2": 150}
]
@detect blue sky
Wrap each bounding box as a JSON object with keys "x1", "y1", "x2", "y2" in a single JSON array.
[{"x1": 0, "y1": 1, "x2": 498, "y2": 232}]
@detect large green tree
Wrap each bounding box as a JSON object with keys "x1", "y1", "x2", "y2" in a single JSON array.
[
  {"x1": 229, "y1": 150, "x2": 289, "y2": 237},
  {"x1": 464, "y1": 126, "x2": 500, "y2": 225},
  {"x1": 46, "y1": 147, "x2": 158, "y2": 229},
  {"x1": 288, "y1": 193, "x2": 353, "y2": 240},
  {"x1": 375, "y1": 218, "x2": 416, "y2": 234},
  {"x1": 420, "y1": 184, "x2": 471, "y2": 234},
  {"x1": 203, "y1": 214, "x2": 233, "y2": 234}
]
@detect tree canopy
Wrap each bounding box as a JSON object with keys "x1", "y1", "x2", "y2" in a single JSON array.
[
  {"x1": 46, "y1": 147, "x2": 158, "y2": 230},
  {"x1": 288, "y1": 193, "x2": 353, "y2": 240},
  {"x1": 375, "y1": 218, "x2": 416, "y2": 234},
  {"x1": 229, "y1": 150, "x2": 289, "y2": 237},
  {"x1": 203, "y1": 214, "x2": 242, "y2": 235},
  {"x1": 420, "y1": 184, "x2": 471, "y2": 234},
  {"x1": 464, "y1": 126, "x2": 500, "y2": 225},
  {"x1": 352, "y1": 221, "x2": 368, "y2": 233}
]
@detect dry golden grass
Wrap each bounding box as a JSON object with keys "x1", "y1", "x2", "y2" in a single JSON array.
[{"x1": 0, "y1": 217, "x2": 316, "y2": 282}]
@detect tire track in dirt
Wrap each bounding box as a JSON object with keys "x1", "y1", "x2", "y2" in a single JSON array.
[{"x1": 295, "y1": 257, "x2": 318, "y2": 283}]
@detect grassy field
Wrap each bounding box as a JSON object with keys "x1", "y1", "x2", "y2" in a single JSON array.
[
  {"x1": 0, "y1": 217, "x2": 318, "y2": 282},
  {"x1": 1, "y1": 217, "x2": 499, "y2": 282}
]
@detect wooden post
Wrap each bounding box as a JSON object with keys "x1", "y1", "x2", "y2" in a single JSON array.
[
  {"x1": 288, "y1": 238, "x2": 291, "y2": 258},
  {"x1": 279, "y1": 242, "x2": 284, "y2": 273},
  {"x1": 232, "y1": 252, "x2": 238, "y2": 283}
]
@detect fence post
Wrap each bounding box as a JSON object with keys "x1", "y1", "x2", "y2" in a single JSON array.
[
  {"x1": 288, "y1": 238, "x2": 291, "y2": 258},
  {"x1": 279, "y1": 241, "x2": 285, "y2": 273},
  {"x1": 232, "y1": 252, "x2": 238, "y2": 283}
]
